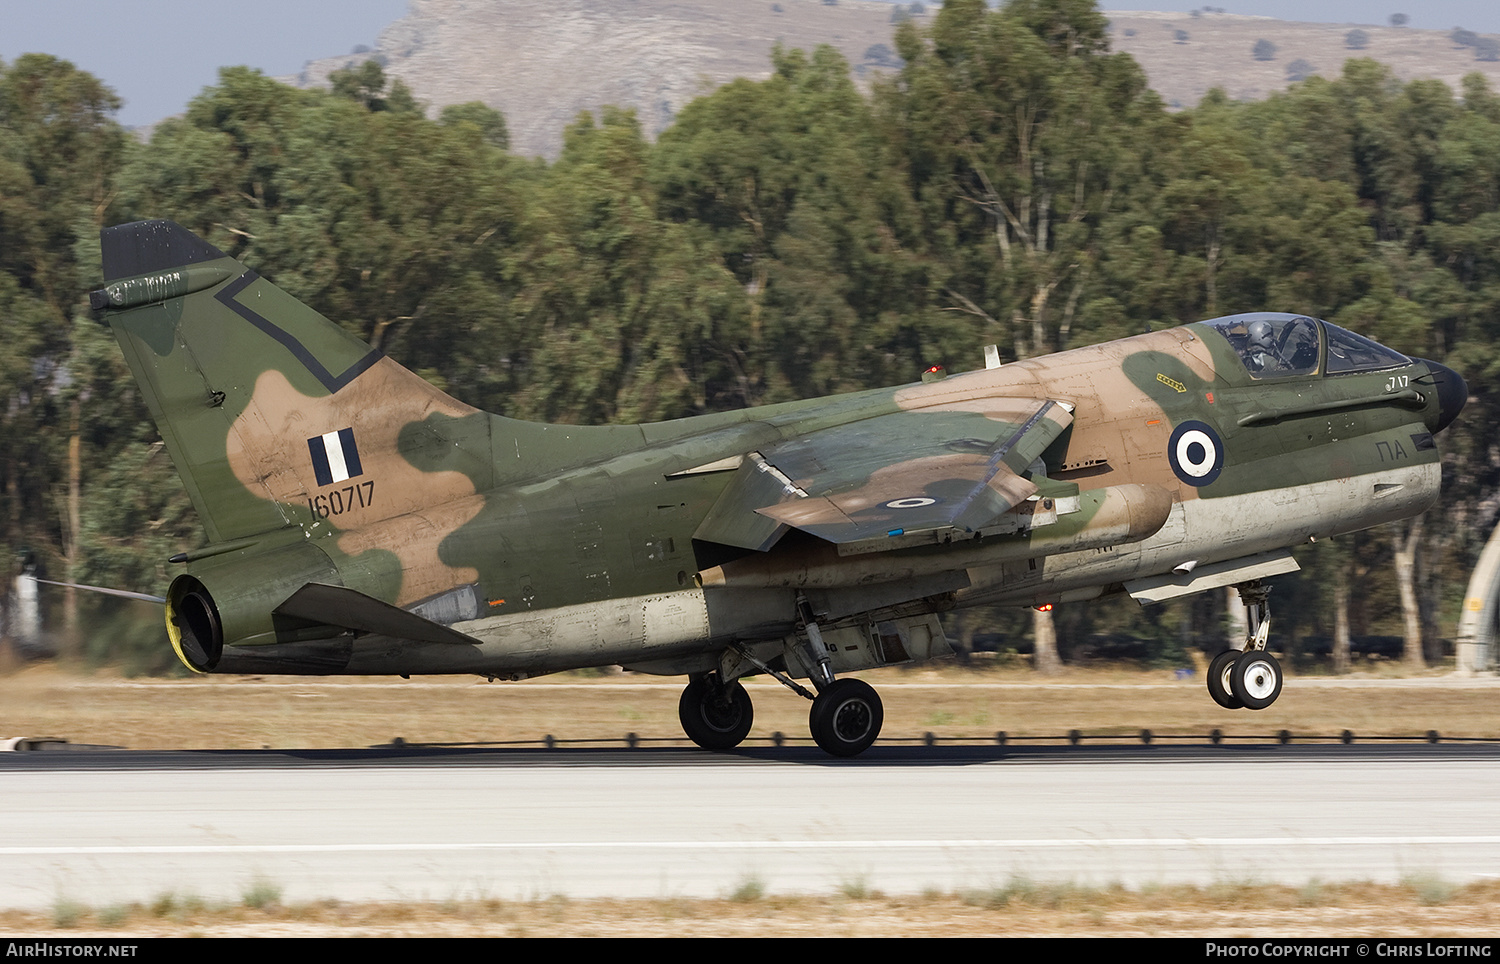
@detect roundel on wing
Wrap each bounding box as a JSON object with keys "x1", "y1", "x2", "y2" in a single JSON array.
[{"x1": 1167, "y1": 420, "x2": 1224, "y2": 487}]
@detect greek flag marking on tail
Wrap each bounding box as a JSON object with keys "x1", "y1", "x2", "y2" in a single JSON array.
[{"x1": 308, "y1": 428, "x2": 364, "y2": 486}]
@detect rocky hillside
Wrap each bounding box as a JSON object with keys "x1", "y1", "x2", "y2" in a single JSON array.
[
  {"x1": 1108, "y1": 9, "x2": 1500, "y2": 110},
  {"x1": 289, "y1": 1, "x2": 1500, "y2": 158}
]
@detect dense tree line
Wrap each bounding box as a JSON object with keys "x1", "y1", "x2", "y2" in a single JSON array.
[{"x1": 2, "y1": 0, "x2": 1496, "y2": 672}]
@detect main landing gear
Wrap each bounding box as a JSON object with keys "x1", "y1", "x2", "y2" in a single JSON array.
[
  {"x1": 678, "y1": 674, "x2": 754, "y2": 750},
  {"x1": 676, "y1": 667, "x2": 886, "y2": 757},
  {"x1": 676, "y1": 601, "x2": 887, "y2": 757},
  {"x1": 1206, "y1": 580, "x2": 1285, "y2": 711},
  {"x1": 807, "y1": 677, "x2": 884, "y2": 757}
]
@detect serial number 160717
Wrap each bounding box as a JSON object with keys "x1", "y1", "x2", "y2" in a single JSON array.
[{"x1": 307, "y1": 480, "x2": 375, "y2": 518}]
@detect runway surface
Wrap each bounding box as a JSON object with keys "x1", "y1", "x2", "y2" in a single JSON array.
[{"x1": 3, "y1": 744, "x2": 1498, "y2": 910}]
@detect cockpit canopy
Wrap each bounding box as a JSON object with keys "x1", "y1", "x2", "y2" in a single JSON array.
[{"x1": 1203, "y1": 313, "x2": 1410, "y2": 380}]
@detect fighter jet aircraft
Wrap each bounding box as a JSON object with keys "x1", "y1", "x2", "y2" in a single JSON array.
[{"x1": 91, "y1": 220, "x2": 1467, "y2": 756}]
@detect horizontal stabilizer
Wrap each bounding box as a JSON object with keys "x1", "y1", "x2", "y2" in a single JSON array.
[{"x1": 275, "y1": 583, "x2": 482, "y2": 646}]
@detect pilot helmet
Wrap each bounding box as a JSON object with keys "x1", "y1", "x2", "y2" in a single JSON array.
[{"x1": 1248, "y1": 319, "x2": 1276, "y2": 351}]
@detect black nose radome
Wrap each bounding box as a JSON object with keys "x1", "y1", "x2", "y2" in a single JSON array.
[{"x1": 1418, "y1": 359, "x2": 1468, "y2": 434}]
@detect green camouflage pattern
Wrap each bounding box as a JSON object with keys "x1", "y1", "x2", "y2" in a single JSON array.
[{"x1": 93, "y1": 220, "x2": 1466, "y2": 752}]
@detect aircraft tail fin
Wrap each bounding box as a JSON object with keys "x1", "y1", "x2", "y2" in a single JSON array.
[
  {"x1": 95, "y1": 220, "x2": 494, "y2": 544},
  {"x1": 99, "y1": 218, "x2": 232, "y2": 283}
]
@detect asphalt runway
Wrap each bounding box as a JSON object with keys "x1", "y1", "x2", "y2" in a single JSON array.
[{"x1": 3, "y1": 744, "x2": 1498, "y2": 911}]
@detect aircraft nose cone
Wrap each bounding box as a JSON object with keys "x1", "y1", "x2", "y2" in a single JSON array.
[{"x1": 1419, "y1": 359, "x2": 1468, "y2": 434}]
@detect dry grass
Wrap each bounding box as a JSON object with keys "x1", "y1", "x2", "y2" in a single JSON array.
[
  {"x1": 2, "y1": 659, "x2": 1498, "y2": 751},
  {"x1": 7, "y1": 878, "x2": 1500, "y2": 937}
]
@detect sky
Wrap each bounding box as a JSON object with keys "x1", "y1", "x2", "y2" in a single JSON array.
[
  {"x1": 1, "y1": 1, "x2": 410, "y2": 128},
  {"x1": 2, "y1": 1, "x2": 1499, "y2": 129}
]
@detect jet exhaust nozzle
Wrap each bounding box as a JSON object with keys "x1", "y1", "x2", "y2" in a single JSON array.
[{"x1": 165, "y1": 576, "x2": 224, "y2": 672}]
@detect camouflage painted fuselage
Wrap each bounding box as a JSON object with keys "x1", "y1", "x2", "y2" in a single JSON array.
[{"x1": 94, "y1": 221, "x2": 1462, "y2": 680}]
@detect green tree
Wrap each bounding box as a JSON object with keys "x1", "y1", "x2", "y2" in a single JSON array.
[
  {"x1": 0, "y1": 55, "x2": 130, "y2": 634},
  {"x1": 328, "y1": 59, "x2": 420, "y2": 114},
  {"x1": 1097, "y1": 90, "x2": 1259, "y2": 323},
  {"x1": 653, "y1": 45, "x2": 936, "y2": 408},
  {"x1": 439, "y1": 101, "x2": 510, "y2": 150},
  {"x1": 1451, "y1": 29, "x2": 1480, "y2": 50},
  {"x1": 881, "y1": 0, "x2": 1170, "y2": 359},
  {"x1": 509, "y1": 107, "x2": 749, "y2": 423},
  {"x1": 0, "y1": 54, "x2": 123, "y2": 317},
  {"x1": 1286, "y1": 59, "x2": 1316, "y2": 82}
]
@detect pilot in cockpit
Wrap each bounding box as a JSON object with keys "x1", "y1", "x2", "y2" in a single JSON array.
[
  {"x1": 1241, "y1": 316, "x2": 1319, "y2": 377},
  {"x1": 1244, "y1": 319, "x2": 1283, "y2": 374}
]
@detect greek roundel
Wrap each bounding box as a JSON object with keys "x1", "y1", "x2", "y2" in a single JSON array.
[
  {"x1": 1167, "y1": 420, "x2": 1224, "y2": 487},
  {"x1": 308, "y1": 428, "x2": 364, "y2": 486}
]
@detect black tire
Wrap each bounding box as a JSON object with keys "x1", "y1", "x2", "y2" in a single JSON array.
[
  {"x1": 1230, "y1": 650, "x2": 1283, "y2": 711},
  {"x1": 1207, "y1": 649, "x2": 1244, "y2": 710},
  {"x1": 678, "y1": 675, "x2": 753, "y2": 750},
  {"x1": 808, "y1": 678, "x2": 884, "y2": 758}
]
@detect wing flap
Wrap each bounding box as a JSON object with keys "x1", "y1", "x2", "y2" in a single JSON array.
[{"x1": 692, "y1": 452, "x2": 804, "y2": 551}]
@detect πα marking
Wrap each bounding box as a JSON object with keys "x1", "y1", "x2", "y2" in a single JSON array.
[{"x1": 1375, "y1": 439, "x2": 1409, "y2": 462}]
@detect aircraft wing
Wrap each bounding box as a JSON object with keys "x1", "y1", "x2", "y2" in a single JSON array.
[{"x1": 695, "y1": 398, "x2": 1073, "y2": 550}]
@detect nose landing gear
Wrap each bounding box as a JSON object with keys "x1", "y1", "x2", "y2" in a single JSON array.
[
  {"x1": 1206, "y1": 580, "x2": 1284, "y2": 711},
  {"x1": 1230, "y1": 649, "x2": 1283, "y2": 710}
]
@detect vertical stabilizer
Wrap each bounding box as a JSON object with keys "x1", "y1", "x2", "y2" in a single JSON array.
[{"x1": 94, "y1": 220, "x2": 492, "y2": 544}]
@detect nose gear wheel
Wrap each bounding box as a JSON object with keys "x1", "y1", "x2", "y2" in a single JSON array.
[
  {"x1": 1230, "y1": 650, "x2": 1283, "y2": 710},
  {"x1": 1207, "y1": 649, "x2": 1244, "y2": 709}
]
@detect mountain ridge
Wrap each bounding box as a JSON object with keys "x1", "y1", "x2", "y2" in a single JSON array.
[{"x1": 284, "y1": 1, "x2": 1500, "y2": 158}]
